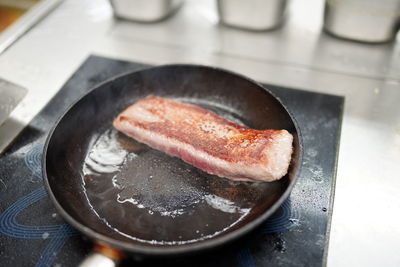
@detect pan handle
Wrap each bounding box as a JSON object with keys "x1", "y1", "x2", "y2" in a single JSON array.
[{"x1": 79, "y1": 243, "x2": 125, "y2": 267}]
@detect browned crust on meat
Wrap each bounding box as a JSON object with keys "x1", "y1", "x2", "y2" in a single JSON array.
[{"x1": 113, "y1": 95, "x2": 284, "y2": 164}]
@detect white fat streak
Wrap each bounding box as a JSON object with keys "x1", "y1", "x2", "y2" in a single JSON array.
[
  {"x1": 83, "y1": 130, "x2": 127, "y2": 175},
  {"x1": 117, "y1": 194, "x2": 186, "y2": 217},
  {"x1": 204, "y1": 194, "x2": 250, "y2": 214},
  {"x1": 126, "y1": 106, "x2": 162, "y2": 123}
]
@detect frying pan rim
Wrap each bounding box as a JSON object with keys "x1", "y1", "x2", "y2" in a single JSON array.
[{"x1": 42, "y1": 63, "x2": 303, "y2": 256}]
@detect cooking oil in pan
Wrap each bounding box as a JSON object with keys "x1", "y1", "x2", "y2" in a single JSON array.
[{"x1": 81, "y1": 105, "x2": 276, "y2": 245}]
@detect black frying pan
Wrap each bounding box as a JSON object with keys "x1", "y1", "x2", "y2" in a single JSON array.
[{"x1": 43, "y1": 65, "x2": 302, "y2": 265}]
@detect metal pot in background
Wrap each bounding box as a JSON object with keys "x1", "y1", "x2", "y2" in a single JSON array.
[
  {"x1": 323, "y1": 0, "x2": 400, "y2": 43},
  {"x1": 109, "y1": 0, "x2": 183, "y2": 22},
  {"x1": 217, "y1": 0, "x2": 287, "y2": 31}
]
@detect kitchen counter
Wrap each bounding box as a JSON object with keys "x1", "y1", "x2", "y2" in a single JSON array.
[{"x1": 0, "y1": 0, "x2": 399, "y2": 266}]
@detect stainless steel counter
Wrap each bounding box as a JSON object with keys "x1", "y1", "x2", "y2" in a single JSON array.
[{"x1": 0, "y1": 0, "x2": 399, "y2": 266}]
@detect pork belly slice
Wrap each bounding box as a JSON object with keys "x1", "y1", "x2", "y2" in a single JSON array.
[{"x1": 113, "y1": 95, "x2": 293, "y2": 182}]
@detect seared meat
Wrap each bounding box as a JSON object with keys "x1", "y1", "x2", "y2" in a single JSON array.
[{"x1": 113, "y1": 95, "x2": 293, "y2": 182}]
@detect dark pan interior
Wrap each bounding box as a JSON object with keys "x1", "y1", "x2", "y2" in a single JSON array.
[{"x1": 44, "y1": 65, "x2": 301, "y2": 255}]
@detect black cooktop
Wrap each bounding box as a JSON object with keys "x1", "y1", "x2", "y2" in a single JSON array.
[{"x1": 0, "y1": 55, "x2": 344, "y2": 267}]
